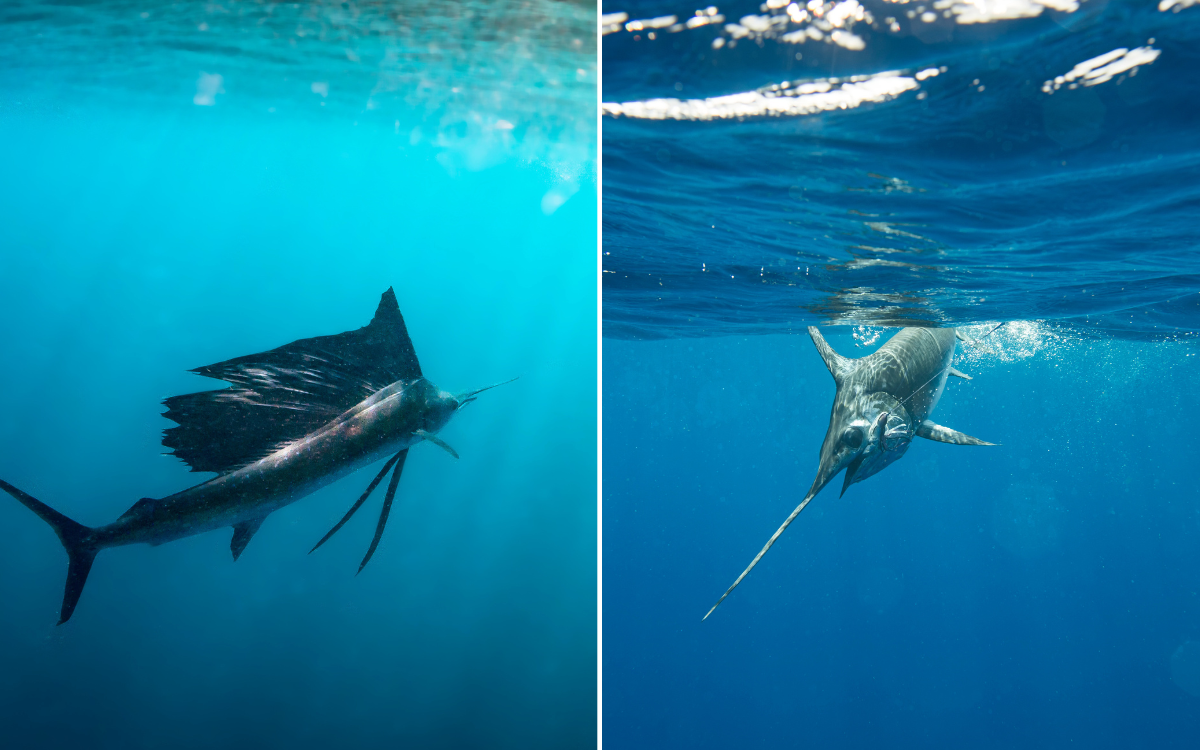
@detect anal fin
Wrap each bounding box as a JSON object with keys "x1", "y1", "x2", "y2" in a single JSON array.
[
  {"x1": 916, "y1": 421, "x2": 996, "y2": 446},
  {"x1": 231, "y1": 517, "x2": 267, "y2": 562}
]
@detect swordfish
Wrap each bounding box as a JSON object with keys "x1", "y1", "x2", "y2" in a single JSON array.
[
  {"x1": 1, "y1": 288, "x2": 512, "y2": 624},
  {"x1": 704, "y1": 326, "x2": 996, "y2": 619}
]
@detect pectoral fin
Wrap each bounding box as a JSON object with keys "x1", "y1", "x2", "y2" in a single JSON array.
[
  {"x1": 231, "y1": 517, "x2": 266, "y2": 561},
  {"x1": 948, "y1": 367, "x2": 972, "y2": 380},
  {"x1": 416, "y1": 429, "x2": 459, "y2": 459},
  {"x1": 916, "y1": 421, "x2": 996, "y2": 446}
]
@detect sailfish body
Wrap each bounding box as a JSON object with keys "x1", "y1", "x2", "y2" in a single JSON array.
[
  {"x1": 704, "y1": 326, "x2": 997, "y2": 619},
  {"x1": 1, "y1": 288, "x2": 508, "y2": 623},
  {"x1": 107, "y1": 376, "x2": 449, "y2": 548}
]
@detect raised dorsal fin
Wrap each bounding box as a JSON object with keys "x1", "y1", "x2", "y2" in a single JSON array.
[
  {"x1": 162, "y1": 288, "x2": 422, "y2": 474},
  {"x1": 230, "y1": 517, "x2": 266, "y2": 561},
  {"x1": 807, "y1": 326, "x2": 853, "y2": 384}
]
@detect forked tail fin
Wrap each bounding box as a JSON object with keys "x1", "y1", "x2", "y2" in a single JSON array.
[{"x1": 0, "y1": 479, "x2": 99, "y2": 624}]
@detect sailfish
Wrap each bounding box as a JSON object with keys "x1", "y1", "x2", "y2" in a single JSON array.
[
  {"x1": 704, "y1": 326, "x2": 997, "y2": 619},
  {"x1": 1, "y1": 288, "x2": 512, "y2": 624}
]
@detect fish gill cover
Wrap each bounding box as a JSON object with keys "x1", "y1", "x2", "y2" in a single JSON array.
[{"x1": 602, "y1": 0, "x2": 1200, "y2": 339}]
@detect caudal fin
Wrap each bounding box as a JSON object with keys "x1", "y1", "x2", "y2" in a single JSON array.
[{"x1": 0, "y1": 479, "x2": 99, "y2": 624}]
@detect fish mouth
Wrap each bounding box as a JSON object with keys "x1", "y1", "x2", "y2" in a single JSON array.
[
  {"x1": 840, "y1": 453, "x2": 866, "y2": 498},
  {"x1": 455, "y1": 376, "x2": 519, "y2": 407},
  {"x1": 840, "y1": 409, "x2": 895, "y2": 497}
]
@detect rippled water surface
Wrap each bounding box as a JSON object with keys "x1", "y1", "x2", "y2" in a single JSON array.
[
  {"x1": 3, "y1": 0, "x2": 596, "y2": 172},
  {"x1": 603, "y1": 3, "x2": 1200, "y2": 748},
  {"x1": 603, "y1": 0, "x2": 1200, "y2": 338}
]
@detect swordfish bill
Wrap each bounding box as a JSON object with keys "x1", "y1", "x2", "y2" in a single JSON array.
[
  {"x1": 1, "y1": 288, "x2": 513, "y2": 624},
  {"x1": 703, "y1": 326, "x2": 997, "y2": 620}
]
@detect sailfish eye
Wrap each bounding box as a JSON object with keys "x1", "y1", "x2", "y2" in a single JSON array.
[{"x1": 841, "y1": 427, "x2": 863, "y2": 450}]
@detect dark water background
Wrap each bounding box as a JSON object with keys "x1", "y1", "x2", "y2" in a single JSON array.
[
  {"x1": 603, "y1": 0, "x2": 1200, "y2": 747},
  {"x1": 0, "y1": 2, "x2": 596, "y2": 748}
]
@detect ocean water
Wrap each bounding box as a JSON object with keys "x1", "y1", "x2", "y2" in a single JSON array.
[
  {"x1": 0, "y1": 2, "x2": 596, "y2": 748},
  {"x1": 605, "y1": 329, "x2": 1200, "y2": 748},
  {"x1": 603, "y1": 0, "x2": 1200, "y2": 337},
  {"x1": 602, "y1": 1, "x2": 1200, "y2": 748}
]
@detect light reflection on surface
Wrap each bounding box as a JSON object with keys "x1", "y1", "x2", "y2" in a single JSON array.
[
  {"x1": 604, "y1": 0, "x2": 1196, "y2": 56},
  {"x1": 1042, "y1": 46, "x2": 1161, "y2": 94},
  {"x1": 603, "y1": 68, "x2": 939, "y2": 120}
]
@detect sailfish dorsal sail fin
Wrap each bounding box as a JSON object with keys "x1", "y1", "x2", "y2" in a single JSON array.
[
  {"x1": 807, "y1": 326, "x2": 854, "y2": 384},
  {"x1": 161, "y1": 288, "x2": 422, "y2": 474}
]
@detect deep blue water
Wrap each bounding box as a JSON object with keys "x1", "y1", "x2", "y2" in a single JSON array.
[
  {"x1": 604, "y1": 328, "x2": 1200, "y2": 748},
  {"x1": 0, "y1": 2, "x2": 595, "y2": 748},
  {"x1": 603, "y1": 0, "x2": 1200, "y2": 337},
  {"x1": 603, "y1": 1, "x2": 1200, "y2": 748}
]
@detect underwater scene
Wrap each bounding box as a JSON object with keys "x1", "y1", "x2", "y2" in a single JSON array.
[
  {"x1": 603, "y1": 0, "x2": 1200, "y2": 747},
  {"x1": 0, "y1": 1, "x2": 596, "y2": 748}
]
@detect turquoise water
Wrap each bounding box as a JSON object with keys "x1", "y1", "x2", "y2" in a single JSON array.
[{"x1": 0, "y1": 2, "x2": 596, "y2": 747}]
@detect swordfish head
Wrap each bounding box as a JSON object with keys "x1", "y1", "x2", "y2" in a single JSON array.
[
  {"x1": 809, "y1": 390, "x2": 915, "y2": 500},
  {"x1": 803, "y1": 326, "x2": 927, "y2": 501}
]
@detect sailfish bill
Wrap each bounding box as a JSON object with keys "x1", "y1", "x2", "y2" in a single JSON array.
[
  {"x1": 0, "y1": 288, "x2": 515, "y2": 623},
  {"x1": 704, "y1": 326, "x2": 998, "y2": 620}
]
